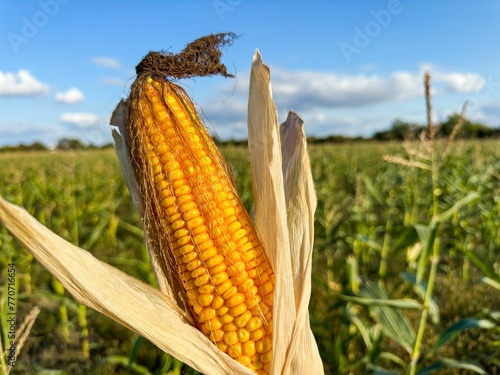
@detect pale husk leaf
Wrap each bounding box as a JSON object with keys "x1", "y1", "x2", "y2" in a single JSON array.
[
  {"x1": 280, "y1": 112, "x2": 324, "y2": 374},
  {"x1": 248, "y1": 50, "x2": 296, "y2": 375},
  {"x1": 0, "y1": 196, "x2": 254, "y2": 375}
]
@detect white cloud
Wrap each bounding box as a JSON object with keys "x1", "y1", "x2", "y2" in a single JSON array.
[
  {"x1": 55, "y1": 87, "x2": 84, "y2": 104},
  {"x1": 197, "y1": 65, "x2": 496, "y2": 139},
  {"x1": 433, "y1": 71, "x2": 485, "y2": 93},
  {"x1": 210, "y1": 66, "x2": 488, "y2": 131},
  {"x1": 59, "y1": 112, "x2": 100, "y2": 128},
  {"x1": 268, "y1": 67, "x2": 486, "y2": 111},
  {"x1": 0, "y1": 70, "x2": 49, "y2": 96},
  {"x1": 92, "y1": 57, "x2": 121, "y2": 70}
]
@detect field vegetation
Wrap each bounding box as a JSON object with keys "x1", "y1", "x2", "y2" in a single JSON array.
[{"x1": 0, "y1": 137, "x2": 499, "y2": 374}]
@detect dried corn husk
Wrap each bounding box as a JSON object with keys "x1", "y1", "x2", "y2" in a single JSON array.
[{"x1": 0, "y1": 49, "x2": 323, "y2": 375}]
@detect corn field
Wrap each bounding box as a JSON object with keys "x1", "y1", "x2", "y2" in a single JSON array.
[{"x1": 1, "y1": 139, "x2": 499, "y2": 374}]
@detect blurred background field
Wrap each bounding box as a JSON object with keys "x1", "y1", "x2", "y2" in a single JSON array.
[{"x1": 1, "y1": 139, "x2": 499, "y2": 374}]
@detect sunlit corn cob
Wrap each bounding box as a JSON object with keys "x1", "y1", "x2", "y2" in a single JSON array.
[{"x1": 127, "y1": 76, "x2": 275, "y2": 374}]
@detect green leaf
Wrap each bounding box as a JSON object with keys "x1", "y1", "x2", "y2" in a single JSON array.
[
  {"x1": 360, "y1": 282, "x2": 416, "y2": 354},
  {"x1": 481, "y1": 276, "x2": 500, "y2": 291},
  {"x1": 436, "y1": 192, "x2": 479, "y2": 224},
  {"x1": 339, "y1": 294, "x2": 422, "y2": 310},
  {"x1": 401, "y1": 272, "x2": 440, "y2": 325},
  {"x1": 346, "y1": 311, "x2": 372, "y2": 348},
  {"x1": 129, "y1": 335, "x2": 144, "y2": 366},
  {"x1": 413, "y1": 224, "x2": 429, "y2": 246},
  {"x1": 379, "y1": 352, "x2": 408, "y2": 369},
  {"x1": 155, "y1": 353, "x2": 174, "y2": 375},
  {"x1": 431, "y1": 318, "x2": 496, "y2": 353},
  {"x1": 354, "y1": 234, "x2": 382, "y2": 252},
  {"x1": 415, "y1": 221, "x2": 439, "y2": 284},
  {"x1": 368, "y1": 365, "x2": 399, "y2": 375},
  {"x1": 101, "y1": 355, "x2": 153, "y2": 375},
  {"x1": 482, "y1": 310, "x2": 500, "y2": 322},
  {"x1": 460, "y1": 251, "x2": 500, "y2": 284},
  {"x1": 362, "y1": 175, "x2": 385, "y2": 206},
  {"x1": 81, "y1": 219, "x2": 108, "y2": 249},
  {"x1": 392, "y1": 226, "x2": 419, "y2": 253},
  {"x1": 417, "y1": 358, "x2": 487, "y2": 375}
]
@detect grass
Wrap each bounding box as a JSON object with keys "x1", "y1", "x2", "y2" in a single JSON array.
[{"x1": 0, "y1": 139, "x2": 499, "y2": 374}]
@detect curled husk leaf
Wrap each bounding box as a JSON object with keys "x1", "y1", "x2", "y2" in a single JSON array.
[{"x1": 248, "y1": 50, "x2": 323, "y2": 375}]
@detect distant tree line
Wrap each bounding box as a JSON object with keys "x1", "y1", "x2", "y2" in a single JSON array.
[
  {"x1": 1, "y1": 114, "x2": 498, "y2": 152},
  {"x1": 0, "y1": 138, "x2": 114, "y2": 153},
  {"x1": 373, "y1": 114, "x2": 500, "y2": 141}
]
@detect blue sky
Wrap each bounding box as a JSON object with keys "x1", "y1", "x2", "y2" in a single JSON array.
[{"x1": 1, "y1": 0, "x2": 500, "y2": 147}]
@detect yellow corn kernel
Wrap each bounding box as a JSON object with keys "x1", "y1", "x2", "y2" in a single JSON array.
[
  {"x1": 199, "y1": 307, "x2": 217, "y2": 323},
  {"x1": 186, "y1": 259, "x2": 202, "y2": 272},
  {"x1": 221, "y1": 285, "x2": 238, "y2": 300},
  {"x1": 209, "y1": 329, "x2": 224, "y2": 343},
  {"x1": 204, "y1": 317, "x2": 222, "y2": 331},
  {"x1": 223, "y1": 331, "x2": 239, "y2": 345},
  {"x1": 267, "y1": 319, "x2": 273, "y2": 335},
  {"x1": 197, "y1": 293, "x2": 214, "y2": 307},
  {"x1": 227, "y1": 293, "x2": 245, "y2": 308},
  {"x1": 264, "y1": 362, "x2": 271, "y2": 373},
  {"x1": 263, "y1": 292, "x2": 274, "y2": 307},
  {"x1": 235, "y1": 310, "x2": 253, "y2": 328},
  {"x1": 216, "y1": 342, "x2": 228, "y2": 352},
  {"x1": 259, "y1": 281, "x2": 274, "y2": 296},
  {"x1": 200, "y1": 247, "x2": 217, "y2": 260},
  {"x1": 237, "y1": 328, "x2": 250, "y2": 343},
  {"x1": 198, "y1": 284, "x2": 214, "y2": 294},
  {"x1": 251, "y1": 302, "x2": 269, "y2": 317},
  {"x1": 210, "y1": 262, "x2": 227, "y2": 275},
  {"x1": 191, "y1": 266, "x2": 207, "y2": 279},
  {"x1": 223, "y1": 322, "x2": 238, "y2": 332},
  {"x1": 211, "y1": 296, "x2": 224, "y2": 310},
  {"x1": 237, "y1": 355, "x2": 252, "y2": 367},
  {"x1": 227, "y1": 261, "x2": 246, "y2": 276},
  {"x1": 217, "y1": 305, "x2": 229, "y2": 317},
  {"x1": 231, "y1": 270, "x2": 249, "y2": 286},
  {"x1": 246, "y1": 316, "x2": 264, "y2": 332},
  {"x1": 227, "y1": 343, "x2": 242, "y2": 359},
  {"x1": 179, "y1": 244, "x2": 194, "y2": 255},
  {"x1": 238, "y1": 278, "x2": 255, "y2": 293},
  {"x1": 251, "y1": 328, "x2": 265, "y2": 342},
  {"x1": 256, "y1": 337, "x2": 272, "y2": 354},
  {"x1": 220, "y1": 313, "x2": 234, "y2": 324},
  {"x1": 230, "y1": 303, "x2": 248, "y2": 317},
  {"x1": 194, "y1": 273, "x2": 210, "y2": 287},
  {"x1": 186, "y1": 288, "x2": 199, "y2": 301},
  {"x1": 260, "y1": 350, "x2": 272, "y2": 363},
  {"x1": 246, "y1": 295, "x2": 261, "y2": 310},
  {"x1": 206, "y1": 254, "x2": 224, "y2": 268},
  {"x1": 212, "y1": 272, "x2": 229, "y2": 286},
  {"x1": 243, "y1": 340, "x2": 256, "y2": 357},
  {"x1": 253, "y1": 360, "x2": 263, "y2": 370}
]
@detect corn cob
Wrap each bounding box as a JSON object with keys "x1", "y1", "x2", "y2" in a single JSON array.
[{"x1": 127, "y1": 75, "x2": 274, "y2": 374}]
